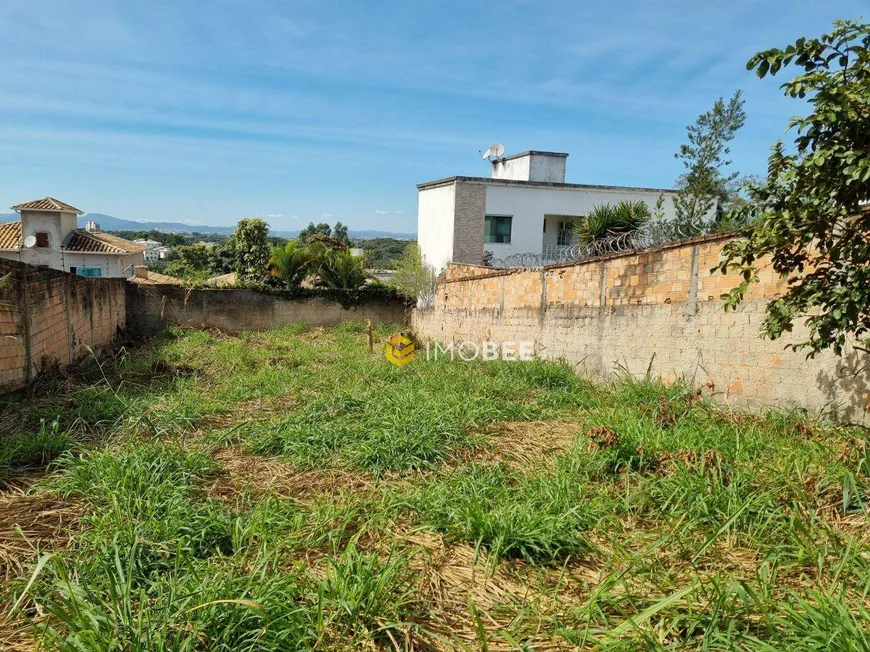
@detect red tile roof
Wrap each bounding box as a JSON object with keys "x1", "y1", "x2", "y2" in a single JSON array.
[
  {"x1": 0, "y1": 222, "x2": 22, "y2": 250},
  {"x1": 11, "y1": 197, "x2": 84, "y2": 214},
  {"x1": 63, "y1": 230, "x2": 147, "y2": 254}
]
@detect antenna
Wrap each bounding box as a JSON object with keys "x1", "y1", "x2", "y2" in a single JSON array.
[
  {"x1": 479, "y1": 143, "x2": 505, "y2": 162},
  {"x1": 23, "y1": 235, "x2": 37, "y2": 249}
]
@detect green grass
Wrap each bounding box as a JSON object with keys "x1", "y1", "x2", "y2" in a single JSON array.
[{"x1": 2, "y1": 321, "x2": 869, "y2": 650}]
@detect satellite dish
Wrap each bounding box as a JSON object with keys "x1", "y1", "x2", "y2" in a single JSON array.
[
  {"x1": 23, "y1": 235, "x2": 37, "y2": 249},
  {"x1": 479, "y1": 143, "x2": 506, "y2": 162}
]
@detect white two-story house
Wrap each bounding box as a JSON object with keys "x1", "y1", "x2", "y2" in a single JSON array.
[
  {"x1": 417, "y1": 150, "x2": 695, "y2": 272},
  {"x1": 0, "y1": 197, "x2": 146, "y2": 277}
]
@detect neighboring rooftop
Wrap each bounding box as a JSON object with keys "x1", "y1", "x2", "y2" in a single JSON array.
[
  {"x1": 416, "y1": 175, "x2": 677, "y2": 194},
  {"x1": 63, "y1": 230, "x2": 148, "y2": 255},
  {"x1": 0, "y1": 222, "x2": 22, "y2": 250},
  {"x1": 128, "y1": 267, "x2": 183, "y2": 285},
  {"x1": 11, "y1": 197, "x2": 84, "y2": 215}
]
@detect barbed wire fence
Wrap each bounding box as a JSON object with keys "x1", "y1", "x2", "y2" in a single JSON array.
[{"x1": 487, "y1": 215, "x2": 722, "y2": 269}]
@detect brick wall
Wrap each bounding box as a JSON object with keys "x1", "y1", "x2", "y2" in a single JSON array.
[
  {"x1": 126, "y1": 284, "x2": 408, "y2": 334},
  {"x1": 414, "y1": 234, "x2": 870, "y2": 423},
  {"x1": 0, "y1": 260, "x2": 127, "y2": 393}
]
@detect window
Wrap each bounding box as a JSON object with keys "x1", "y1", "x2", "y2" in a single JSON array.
[
  {"x1": 484, "y1": 215, "x2": 512, "y2": 244},
  {"x1": 34, "y1": 232, "x2": 49, "y2": 248},
  {"x1": 69, "y1": 267, "x2": 77, "y2": 275},
  {"x1": 557, "y1": 221, "x2": 575, "y2": 246},
  {"x1": 77, "y1": 267, "x2": 102, "y2": 277}
]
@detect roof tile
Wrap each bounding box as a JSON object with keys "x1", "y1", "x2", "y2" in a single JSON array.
[
  {"x1": 11, "y1": 197, "x2": 84, "y2": 214},
  {"x1": 63, "y1": 230, "x2": 147, "y2": 254},
  {"x1": 0, "y1": 222, "x2": 22, "y2": 250}
]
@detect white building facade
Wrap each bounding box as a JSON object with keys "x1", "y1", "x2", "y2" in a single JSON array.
[
  {"x1": 417, "y1": 151, "x2": 692, "y2": 272},
  {"x1": 0, "y1": 197, "x2": 146, "y2": 277}
]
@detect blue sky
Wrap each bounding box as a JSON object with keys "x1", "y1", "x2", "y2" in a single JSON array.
[{"x1": 0, "y1": 1, "x2": 863, "y2": 233}]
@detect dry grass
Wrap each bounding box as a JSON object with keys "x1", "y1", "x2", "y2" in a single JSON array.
[
  {"x1": 470, "y1": 419, "x2": 581, "y2": 470},
  {"x1": 206, "y1": 447, "x2": 377, "y2": 502}
]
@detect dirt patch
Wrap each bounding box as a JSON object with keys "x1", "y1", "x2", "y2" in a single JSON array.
[
  {"x1": 207, "y1": 448, "x2": 375, "y2": 502},
  {"x1": 472, "y1": 420, "x2": 581, "y2": 469}
]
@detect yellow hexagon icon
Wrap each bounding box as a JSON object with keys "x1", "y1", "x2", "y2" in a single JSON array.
[{"x1": 385, "y1": 334, "x2": 415, "y2": 366}]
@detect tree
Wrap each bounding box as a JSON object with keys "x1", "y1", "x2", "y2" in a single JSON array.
[
  {"x1": 674, "y1": 90, "x2": 747, "y2": 231},
  {"x1": 210, "y1": 237, "x2": 236, "y2": 275},
  {"x1": 314, "y1": 249, "x2": 371, "y2": 291},
  {"x1": 333, "y1": 221, "x2": 350, "y2": 245},
  {"x1": 234, "y1": 218, "x2": 271, "y2": 281},
  {"x1": 717, "y1": 19, "x2": 870, "y2": 357},
  {"x1": 391, "y1": 243, "x2": 436, "y2": 302},
  {"x1": 164, "y1": 244, "x2": 213, "y2": 280},
  {"x1": 298, "y1": 222, "x2": 331, "y2": 241},
  {"x1": 268, "y1": 239, "x2": 312, "y2": 287}
]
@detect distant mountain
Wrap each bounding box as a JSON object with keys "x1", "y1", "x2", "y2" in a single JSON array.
[
  {"x1": 0, "y1": 211, "x2": 416, "y2": 239},
  {"x1": 78, "y1": 213, "x2": 236, "y2": 234}
]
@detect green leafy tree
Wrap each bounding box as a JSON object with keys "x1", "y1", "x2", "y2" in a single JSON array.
[
  {"x1": 717, "y1": 19, "x2": 870, "y2": 357},
  {"x1": 209, "y1": 237, "x2": 236, "y2": 275},
  {"x1": 268, "y1": 239, "x2": 312, "y2": 287},
  {"x1": 298, "y1": 222, "x2": 331, "y2": 241},
  {"x1": 391, "y1": 243, "x2": 436, "y2": 302},
  {"x1": 233, "y1": 218, "x2": 271, "y2": 281},
  {"x1": 332, "y1": 221, "x2": 350, "y2": 245},
  {"x1": 163, "y1": 244, "x2": 213, "y2": 280},
  {"x1": 674, "y1": 90, "x2": 747, "y2": 231}
]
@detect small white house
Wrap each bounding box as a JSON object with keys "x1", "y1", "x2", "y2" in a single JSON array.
[
  {"x1": 133, "y1": 239, "x2": 162, "y2": 249},
  {"x1": 143, "y1": 246, "x2": 171, "y2": 263},
  {"x1": 417, "y1": 150, "x2": 698, "y2": 272},
  {"x1": 0, "y1": 197, "x2": 146, "y2": 277}
]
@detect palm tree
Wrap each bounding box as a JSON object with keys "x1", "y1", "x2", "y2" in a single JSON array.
[
  {"x1": 268, "y1": 240, "x2": 312, "y2": 287},
  {"x1": 574, "y1": 201, "x2": 651, "y2": 245},
  {"x1": 314, "y1": 249, "x2": 371, "y2": 291}
]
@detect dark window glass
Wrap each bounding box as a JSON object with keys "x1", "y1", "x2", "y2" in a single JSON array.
[
  {"x1": 35, "y1": 232, "x2": 49, "y2": 247},
  {"x1": 484, "y1": 215, "x2": 512, "y2": 244}
]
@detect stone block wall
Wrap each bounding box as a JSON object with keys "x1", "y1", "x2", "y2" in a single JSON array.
[
  {"x1": 414, "y1": 234, "x2": 869, "y2": 422},
  {"x1": 0, "y1": 260, "x2": 127, "y2": 393}
]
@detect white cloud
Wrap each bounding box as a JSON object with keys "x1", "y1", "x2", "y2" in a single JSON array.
[
  {"x1": 393, "y1": 210, "x2": 405, "y2": 215},
  {"x1": 266, "y1": 213, "x2": 284, "y2": 218},
  {"x1": 375, "y1": 210, "x2": 389, "y2": 215},
  {"x1": 321, "y1": 212, "x2": 334, "y2": 220}
]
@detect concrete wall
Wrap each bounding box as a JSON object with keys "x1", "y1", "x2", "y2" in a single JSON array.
[
  {"x1": 126, "y1": 284, "x2": 408, "y2": 334},
  {"x1": 417, "y1": 182, "x2": 456, "y2": 272},
  {"x1": 0, "y1": 259, "x2": 127, "y2": 393},
  {"x1": 491, "y1": 152, "x2": 567, "y2": 183},
  {"x1": 412, "y1": 234, "x2": 870, "y2": 423}
]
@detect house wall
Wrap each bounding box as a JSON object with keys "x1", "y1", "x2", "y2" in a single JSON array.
[
  {"x1": 483, "y1": 184, "x2": 683, "y2": 260},
  {"x1": 412, "y1": 234, "x2": 870, "y2": 423},
  {"x1": 126, "y1": 284, "x2": 408, "y2": 334},
  {"x1": 491, "y1": 153, "x2": 567, "y2": 183},
  {"x1": 0, "y1": 259, "x2": 127, "y2": 394},
  {"x1": 417, "y1": 182, "x2": 457, "y2": 272}
]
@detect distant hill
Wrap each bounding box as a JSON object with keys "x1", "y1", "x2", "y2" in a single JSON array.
[
  {"x1": 79, "y1": 213, "x2": 237, "y2": 234},
  {"x1": 0, "y1": 212, "x2": 416, "y2": 239}
]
